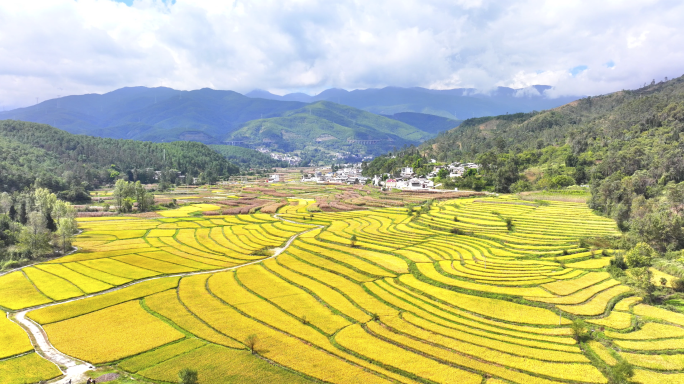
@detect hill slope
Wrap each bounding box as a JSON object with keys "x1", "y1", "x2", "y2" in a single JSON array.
[
  {"x1": 366, "y1": 75, "x2": 684, "y2": 252},
  {"x1": 382, "y1": 112, "x2": 462, "y2": 134},
  {"x1": 0, "y1": 120, "x2": 239, "y2": 195},
  {"x1": 228, "y1": 101, "x2": 431, "y2": 155},
  {"x1": 0, "y1": 87, "x2": 305, "y2": 143},
  {"x1": 209, "y1": 145, "x2": 288, "y2": 170}
]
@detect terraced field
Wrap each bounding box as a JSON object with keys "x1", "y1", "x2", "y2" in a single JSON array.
[{"x1": 1, "y1": 196, "x2": 682, "y2": 383}]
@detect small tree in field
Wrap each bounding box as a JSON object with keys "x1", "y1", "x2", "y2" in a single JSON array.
[
  {"x1": 178, "y1": 368, "x2": 199, "y2": 384},
  {"x1": 570, "y1": 319, "x2": 587, "y2": 343},
  {"x1": 245, "y1": 334, "x2": 259, "y2": 354},
  {"x1": 350, "y1": 234, "x2": 357, "y2": 248}
]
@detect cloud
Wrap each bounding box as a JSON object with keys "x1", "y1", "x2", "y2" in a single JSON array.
[{"x1": 1, "y1": 0, "x2": 683, "y2": 108}]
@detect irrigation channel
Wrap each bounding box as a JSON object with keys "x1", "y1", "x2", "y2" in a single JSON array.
[{"x1": 8, "y1": 215, "x2": 322, "y2": 384}]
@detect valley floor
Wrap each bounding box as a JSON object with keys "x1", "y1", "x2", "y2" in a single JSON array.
[{"x1": 0, "y1": 192, "x2": 680, "y2": 384}]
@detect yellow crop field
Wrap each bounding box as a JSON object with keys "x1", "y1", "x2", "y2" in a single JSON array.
[
  {"x1": 43, "y1": 300, "x2": 185, "y2": 363},
  {"x1": 336, "y1": 324, "x2": 483, "y2": 384},
  {"x1": 28, "y1": 277, "x2": 180, "y2": 324},
  {"x1": 5, "y1": 194, "x2": 673, "y2": 384},
  {"x1": 0, "y1": 311, "x2": 33, "y2": 359},
  {"x1": 0, "y1": 353, "x2": 62, "y2": 384},
  {"x1": 0, "y1": 271, "x2": 52, "y2": 310},
  {"x1": 144, "y1": 290, "x2": 243, "y2": 348},
  {"x1": 623, "y1": 352, "x2": 684, "y2": 370},
  {"x1": 557, "y1": 285, "x2": 631, "y2": 316},
  {"x1": 118, "y1": 338, "x2": 206, "y2": 372}
]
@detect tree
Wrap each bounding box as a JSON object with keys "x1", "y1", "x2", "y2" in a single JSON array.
[
  {"x1": 437, "y1": 168, "x2": 449, "y2": 179},
  {"x1": 18, "y1": 211, "x2": 52, "y2": 258},
  {"x1": 350, "y1": 234, "x2": 357, "y2": 248},
  {"x1": 625, "y1": 242, "x2": 656, "y2": 268},
  {"x1": 245, "y1": 334, "x2": 259, "y2": 354},
  {"x1": 178, "y1": 368, "x2": 199, "y2": 384},
  {"x1": 610, "y1": 360, "x2": 634, "y2": 384},
  {"x1": 56, "y1": 217, "x2": 77, "y2": 254},
  {"x1": 570, "y1": 319, "x2": 587, "y2": 343}
]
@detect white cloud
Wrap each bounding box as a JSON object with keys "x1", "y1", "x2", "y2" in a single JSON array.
[{"x1": 0, "y1": 0, "x2": 683, "y2": 108}]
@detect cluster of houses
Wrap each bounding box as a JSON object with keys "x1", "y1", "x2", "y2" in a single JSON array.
[
  {"x1": 299, "y1": 165, "x2": 369, "y2": 184},
  {"x1": 255, "y1": 147, "x2": 301, "y2": 165},
  {"x1": 428, "y1": 162, "x2": 480, "y2": 178},
  {"x1": 370, "y1": 161, "x2": 480, "y2": 191}
]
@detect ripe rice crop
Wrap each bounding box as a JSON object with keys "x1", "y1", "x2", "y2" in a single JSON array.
[
  {"x1": 606, "y1": 322, "x2": 684, "y2": 340},
  {"x1": 62, "y1": 262, "x2": 131, "y2": 285},
  {"x1": 34, "y1": 264, "x2": 113, "y2": 294},
  {"x1": 236, "y1": 265, "x2": 351, "y2": 334},
  {"x1": 79, "y1": 258, "x2": 160, "y2": 280},
  {"x1": 137, "y1": 344, "x2": 320, "y2": 384},
  {"x1": 0, "y1": 352, "x2": 62, "y2": 384},
  {"x1": 180, "y1": 275, "x2": 392, "y2": 384},
  {"x1": 44, "y1": 300, "x2": 185, "y2": 363},
  {"x1": 633, "y1": 304, "x2": 684, "y2": 326},
  {"x1": 0, "y1": 311, "x2": 34, "y2": 359},
  {"x1": 0, "y1": 271, "x2": 52, "y2": 310},
  {"x1": 118, "y1": 338, "x2": 206, "y2": 372},
  {"x1": 415, "y1": 262, "x2": 553, "y2": 297},
  {"x1": 623, "y1": 352, "x2": 684, "y2": 370},
  {"x1": 28, "y1": 277, "x2": 180, "y2": 324},
  {"x1": 113, "y1": 254, "x2": 197, "y2": 274},
  {"x1": 377, "y1": 316, "x2": 599, "y2": 382},
  {"x1": 587, "y1": 341, "x2": 617, "y2": 365},
  {"x1": 541, "y1": 272, "x2": 611, "y2": 296},
  {"x1": 335, "y1": 324, "x2": 483, "y2": 384},
  {"x1": 398, "y1": 275, "x2": 565, "y2": 325},
  {"x1": 587, "y1": 311, "x2": 632, "y2": 330},
  {"x1": 529, "y1": 279, "x2": 620, "y2": 305},
  {"x1": 264, "y1": 259, "x2": 371, "y2": 322},
  {"x1": 565, "y1": 258, "x2": 612, "y2": 269},
  {"x1": 23, "y1": 267, "x2": 84, "y2": 301},
  {"x1": 144, "y1": 290, "x2": 243, "y2": 348},
  {"x1": 632, "y1": 369, "x2": 684, "y2": 383},
  {"x1": 557, "y1": 285, "x2": 631, "y2": 316}
]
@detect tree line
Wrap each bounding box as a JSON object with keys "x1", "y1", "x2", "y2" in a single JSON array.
[
  {"x1": 0, "y1": 188, "x2": 78, "y2": 269},
  {"x1": 0, "y1": 120, "x2": 239, "y2": 198}
]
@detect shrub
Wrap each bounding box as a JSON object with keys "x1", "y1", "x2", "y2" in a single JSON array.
[
  {"x1": 625, "y1": 242, "x2": 656, "y2": 268},
  {"x1": 504, "y1": 217, "x2": 514, "y2": 231},
  {"x1": 570, "y1": 319, "x2": 587, "y2": 343},
  {"x1": 178, "y1": 368, "x2": 199, "y2": 384},
  {"x1": 672, "y1": 278, "x2": 684, "y2": 292},
  {"x1": 450, "y1": 228, "x2": 464, "y2": 235},
  {"x1": 610, "y1": 254, "x2": 628, "y2": 269}
]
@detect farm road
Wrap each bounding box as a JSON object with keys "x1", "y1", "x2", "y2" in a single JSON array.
[{"x1": 9, "y1": 215, "x2": 320, "y2": 384}]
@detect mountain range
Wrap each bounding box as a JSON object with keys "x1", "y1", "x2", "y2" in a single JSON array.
[
  {"x1": 0, "y1": 85, "x2": 578, "y2": 155},
  {"x1": 246, "y1": 85, "x2": 580, "y2": 119}
]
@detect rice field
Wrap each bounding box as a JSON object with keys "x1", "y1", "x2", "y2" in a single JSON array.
[{"x1": 3, "y1": 194, "x2": 681, "y2": 383}]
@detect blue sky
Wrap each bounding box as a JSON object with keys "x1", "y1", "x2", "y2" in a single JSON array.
[{"x1": 1, "y1": 0, "x2": 683, "y2": 108}]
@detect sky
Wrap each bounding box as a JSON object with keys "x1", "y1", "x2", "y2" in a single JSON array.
[{"x1": 1, "y1": 0, "x2": 683, "y2": 109}]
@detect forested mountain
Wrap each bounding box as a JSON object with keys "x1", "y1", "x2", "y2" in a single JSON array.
[
  {"x1": 382, "y1": 112, "x2": 462, "y2": 134},
  {"x1": 209, "y1": 145, "x2": 288, "y2": 170},
  {"x1": 0, "y1": 120, "x2": 239, "y2": 196},
  {"x1": 246, "y1": 85, "x2": 580, "y2": 119},
  {"x1": 1, "y1": 85, "x2": 580, "y2": 151},
  {"x1": 228, "y1": 101, "x2": 430, "y2": 155},
  {"x1": 365, "y1": 75, "x2": 684, "y2": 253},
  {"x1": 0, "y1": 87, "x2": 305, "y2": 144}
]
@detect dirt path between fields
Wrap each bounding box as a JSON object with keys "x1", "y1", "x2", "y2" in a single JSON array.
[{"x1": 9, "y1": 216, "x2": 320, "y2": 384}]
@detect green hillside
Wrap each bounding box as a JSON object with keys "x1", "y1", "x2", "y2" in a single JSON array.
[
  {"x1": 365, "y1": 75, "x2": 684, "y2": 252},
  {"x1": 0, "y1": 120, "x2": 239, "y2": 196},
  {"x1": 209, "y1": 145, "x2": 288, "y2": 170},
  {"x1": 228, "y1": 101, "x2": 430, "y2": 154}
]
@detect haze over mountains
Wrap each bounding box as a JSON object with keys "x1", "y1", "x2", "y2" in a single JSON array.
[
  {"x1": 246, "y1": 86, "x2": 580, "y2": 119},
  {"x1": 0, "y1": 85, "x2": 578, "y2": 155}
]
